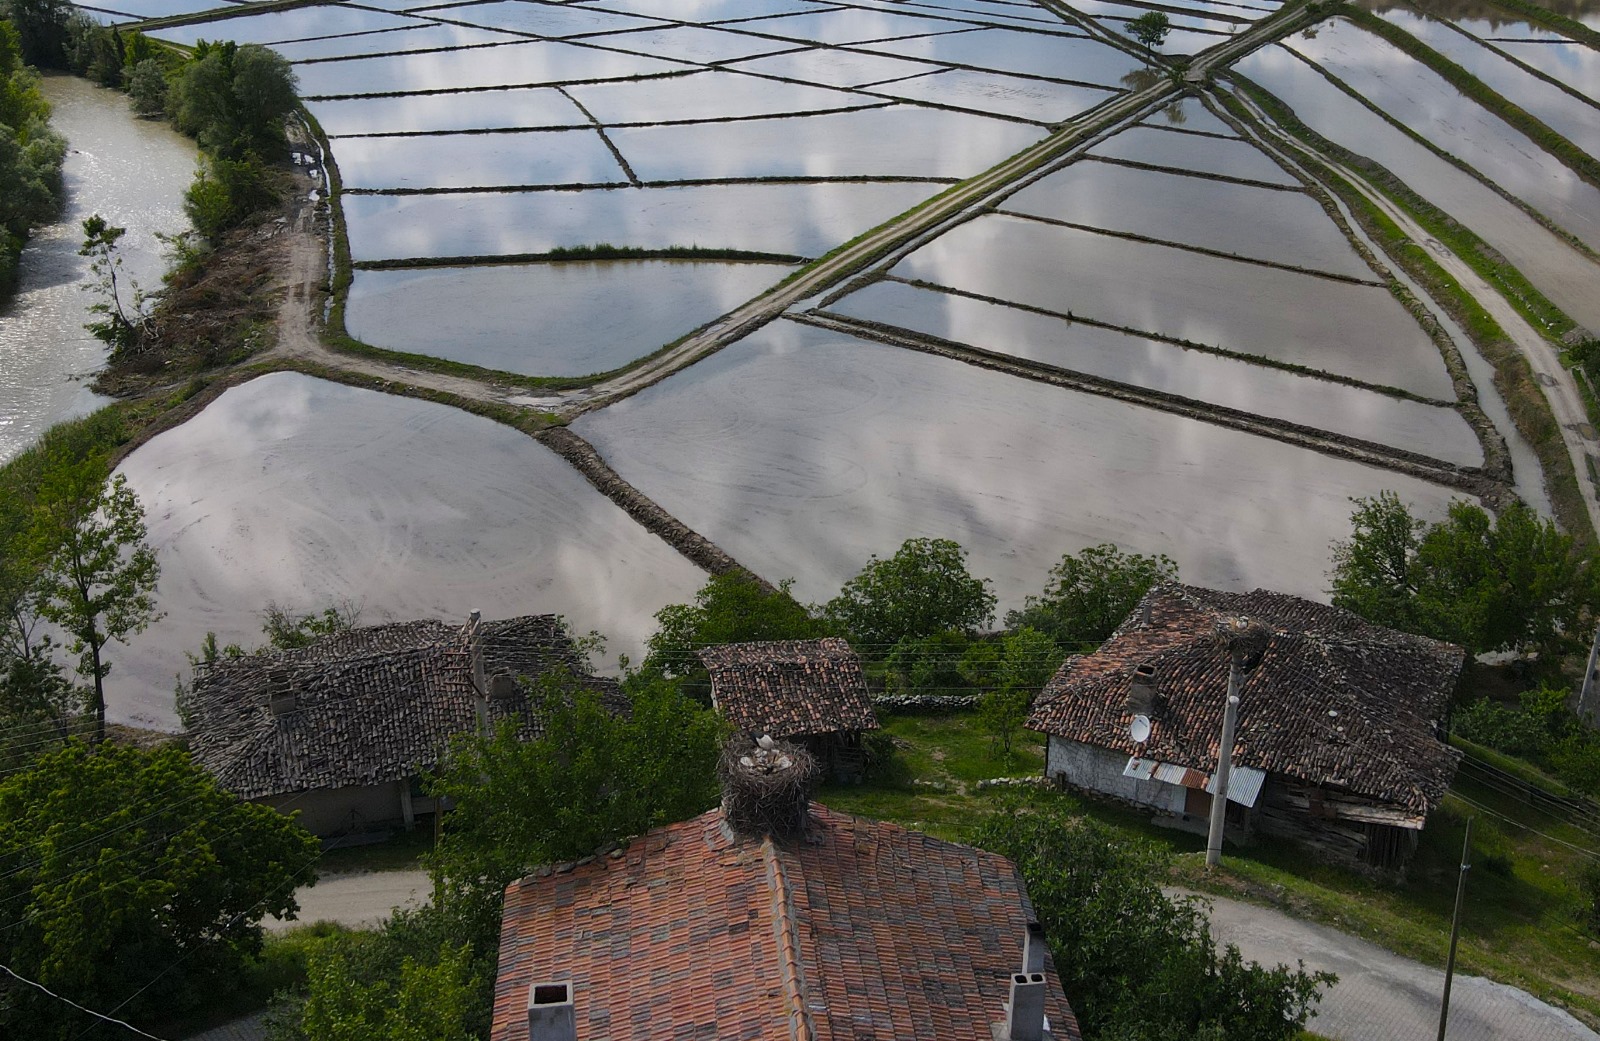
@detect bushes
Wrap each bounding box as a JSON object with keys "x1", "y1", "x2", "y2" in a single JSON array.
[
  {"x1": 185, "y1": 153, "x2": 282, "y2": 241},
  {"x1": 1454, "y1": 686, "x2": 1600, "y2": 797}
]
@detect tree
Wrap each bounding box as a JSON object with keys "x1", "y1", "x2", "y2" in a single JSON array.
[
  {"x1": 0, "y1": 741, "x2": 320, "y2": 1039},
  {"x1": 300, "y1": 941, "x2": 482, "y2": 1041},
  {"x1": 975, "y1": 803, "x2": 1333, "y2": 1041},
  {"x1": 823, "y1": 537, "x2": 995, "y2": 657},
  {"x1": 79, "y1": 213, "x2": 146, "y2": 354},
  {"x1": 125, "y1": 56, "x2": 168, "y2": 117},
  {"x1": 641, "y1": 570, "x2": 827, "y2": 699},
  {"x1": 1, "y1": 0, "x2": 70, "y2": 68},
  {"x1": 34, "y1": 469, "x2": 161, "y2": 742},
  {"x1": 1127, "y1": 10, "x2": 1171, "y2": 55},
  {"x1": 974, "y1": 627, "x2": 1063, "y2": 760},
  {"x1": 1329, "y1": 495, "x2": 1597, "y2": 658},
  {"x1": 168, "y1": 40, "x2": 296, "y2": 160},
  {"x1": 1007, "y1": 544, "x2": 1178, "y2": 651},
  {"x1": 426, "y1": 672, "x2": 723, "y2": 954},
  {"x1": 1327, "y1": 491, "x2": 1421, "y2": 634}
]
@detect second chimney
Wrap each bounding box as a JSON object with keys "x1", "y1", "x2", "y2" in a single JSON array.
[
  {"x1": 527, "y1": 981, "x2": 575, "y2": 1041},
  {"x1": 1004, "y1": 972, "x2": 1047, "y2": 1041}
]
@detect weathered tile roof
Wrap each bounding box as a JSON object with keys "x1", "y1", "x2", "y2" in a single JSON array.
[
  {"x1": 1028, "y1": 585, "x2": 1464, "y2": 815},
  {"x1": 491, "y1": 803, "x2": 1081, "y2": 1041},
  {"x1": 698, "y1": 637, "x2": 879, "y2": 738},
  {"x1": 188, "y1": 615, "x2": 619, "y2": 800}
]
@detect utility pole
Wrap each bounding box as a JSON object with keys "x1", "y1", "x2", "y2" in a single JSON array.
[
  {"x1": 1437, "y1": 817, "x2": 1473, "y2": 1041},
  {"x1": 1579, "y1": 625, "x2": 1600, "y2": 724},
  {"x1": 1205, "y1": 665, "x2": 1241, "y2": 869},
  {"x1": 1207, "y1": 616, "x2": 1265, "y2": 870}
]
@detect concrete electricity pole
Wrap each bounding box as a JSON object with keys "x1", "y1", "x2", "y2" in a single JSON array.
[{"x1": 1206, "y1": 616, "x2": 1268, "y2": 870}]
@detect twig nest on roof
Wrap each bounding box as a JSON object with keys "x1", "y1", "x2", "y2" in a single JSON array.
[
  {"x1": 1214, "y1": 615, "x2": 1270, "y2": 671},
  {"x1": 719, "y1": 733, "x2": 819, "y2": 842}
]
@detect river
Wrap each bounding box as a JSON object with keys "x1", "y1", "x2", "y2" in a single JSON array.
[{"x1": 0, "y1": 74, "x2": 197, "y2": 465}]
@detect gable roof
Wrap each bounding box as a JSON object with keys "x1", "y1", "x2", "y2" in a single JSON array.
[
  {"x1": 491, "y1": 803, "x2": 1080, "y2": 1041},
  {"x1": 1028, "y1": 585, "x2": 1464, "y2": 815},
  {"x1": 698, "y1": 637, "x2": 879, "y2": 738},
  {"x1": 188, "y1": 615, "x2": 618, "y2": 800}
]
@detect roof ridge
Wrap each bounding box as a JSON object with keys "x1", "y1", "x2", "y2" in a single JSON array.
[{"x1": 762, "y1": 837, "x2": 816, "y2": 1041}]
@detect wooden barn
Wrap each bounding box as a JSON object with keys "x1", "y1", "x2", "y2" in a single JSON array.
[
  {"x1": 698, "y1": 637, "x2": 879, "y2": 782},
  {"x1": 1028, "y1": 585, "x2": 1464, "y2": 871}
]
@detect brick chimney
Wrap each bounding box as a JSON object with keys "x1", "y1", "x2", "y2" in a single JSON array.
[
  {"x1": 527, "y1": 981, "x2": 575, "y2": 1041},
  {"x1": 266, "y1": 668, "x2": 296, "y2": 717}
]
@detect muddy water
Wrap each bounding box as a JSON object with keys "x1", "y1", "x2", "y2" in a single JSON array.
[
  {"x1": 346, "y1": 260, "x2": 793, "y2": 376},
  {"x1": 999, "y1": 159, "x2": 1374, "y2": 279},
  {"x1": 1289, "y1": 20, "x2": 1600, "y2": 251},
  {"x1": 271, "y1": 23, "x2": 520, "y2": 62},
  {"x1": 587, "y1": 24, "x2": 808, "y2": 64},
  {"x1": 572, "y1": 319, "x2": 1465, "y2": 619},
  {"x1": 567, "y1": 69, "x2": 870, "y2": 126},
  {"x1": 891, "y1": 213, "x2": 1457, "y2": 398},
  {"x1": 293, "y1": 40, "x2": 690, "y2": 97},
  {"x1": 151, "y1": 6, "x2": 422, "y2": 47},
  {"x1": 0, "y1": 75, "x2": 196, "y2": 464},
  {"x1": 306, "y1": 86, "x2": 589, "y2": 137},
  {"x1": 113, "y1": 372, "x2": 708, "y2": 728},
  {"x1": 1234, "y1": 44, "x2": 1600, "y2": 332},
  {"x1": 822, "y1": 280, "x2": 1483, "y2": 466},
  {"x1": 728, "y1": 47, "x2": 944, "y2": 88},
  {"x1": 423, "y1": 1, "x2": 669, "y2": 37}
]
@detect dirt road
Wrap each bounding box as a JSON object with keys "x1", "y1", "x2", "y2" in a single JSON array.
[{"x1": 268, "y1": 869, "x2": 429, "y2": 932}]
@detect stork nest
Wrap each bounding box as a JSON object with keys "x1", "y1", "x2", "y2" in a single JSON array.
[
  {"x1": 719, "y1": 734, "x2": 819, "y2": 841},
  {"x1": 1213, "y1": 615, "x2": 1271, "y2": 671}
]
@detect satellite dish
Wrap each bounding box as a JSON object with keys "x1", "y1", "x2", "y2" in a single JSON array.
[{"x1": 1129, "y1": 714, "x2": 1152, "y2": 744}]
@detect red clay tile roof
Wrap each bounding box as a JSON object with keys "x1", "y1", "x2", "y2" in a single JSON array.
[
  {"x1": 1028, "y1": 585, "x2": 1464, "y2": 815},
  {"x1": 189, "y1": 616, "x2": 619, "y2": 799},
  {"x1": 492, "y1": 804, "x2": 1081, "y2": 1041},
  {"x1": 698, "y1": 638, "x2": 879, "y2": 739}
]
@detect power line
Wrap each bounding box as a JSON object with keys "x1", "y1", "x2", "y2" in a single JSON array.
[{"x1": 0, "y1": 961, "x2": 172, "y2": 1041}]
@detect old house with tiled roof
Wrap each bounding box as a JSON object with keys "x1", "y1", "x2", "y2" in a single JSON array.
[
  {"x1": 188, "y1": 613, "x2": 617, "y2": 839},
  {"x1": 698, "y1": 637, "x2": 879, "y2": 781},
  {"x1": 492, "y1": 736, "x2": 1080, "y2": 1041},
  {"x1": 1029, "y1": 584, "x2": 1464, "y2": 870}
]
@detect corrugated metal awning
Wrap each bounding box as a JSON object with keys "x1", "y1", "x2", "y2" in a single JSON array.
[{"x1": 1124, "y1": 757, "x2": 1267, "y2": 808}]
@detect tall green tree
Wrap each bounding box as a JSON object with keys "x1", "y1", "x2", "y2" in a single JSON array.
[
  {"x1": 1, "y1": 0, "x2": 69, "y2": 67},
  {"x1": 78, "y1": 213, "x2": 147, "y2": 354},
  {"x1": 34, "y1": 468, "x2": 161, "y2": 742},
  {"x1": 975, "y1": 803, "x2": 1332, "y2": 1041},
  {"x1": 168, "y1": 40, "x2": 296, "y2": 160},
  {"x1": 300, "y1": 942, "x2": 481, "y2": 1041},
  {"x1": 0, "y1": 741, "x2": 320, "y2": 1039},
  {"x1": 1126, "y1": 10, "x2": 1171, "y2": 55},
  {"x1": 1330, "y1": 495, "x2": 1597, "y2": 657},
  {"x1": 823, "y1": 537, "x2": 995, "y2": 657},
  {"x1": 1007, "y1": 543, "x2": 1178, "y2": 651}
]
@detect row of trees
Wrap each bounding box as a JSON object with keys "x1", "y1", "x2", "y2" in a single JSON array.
[{"x1": 0, "y1": 16, "x2": 64, "y2": 296}]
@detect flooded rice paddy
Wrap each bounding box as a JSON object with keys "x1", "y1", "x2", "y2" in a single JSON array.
[
  {"x1": 25, "y1": 0, "x2": 1587, "y2": 726},
  {"x1": 998, "y1": 159, "x2": 1375, "y2": 279},
  {"x1": 346, "y1": 260, "x2": 793, "y2": 376},
  {"x1": 114, "y1": 373, "x2": 708, "y2": 727},
  {"x1": 1233, "y1": 42, "x2": 1600, "y2": 332},
  {"x1": 890, "y1": 213, "x2": 1457, "y2": 397},
  {"x1": 571, "y1": 321, "x2": 1464, "y2": 616},
  {"x1": 819, "y1": 280, "x2": 1483, "y2": 466}
]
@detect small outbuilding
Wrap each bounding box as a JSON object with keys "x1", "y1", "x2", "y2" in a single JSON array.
[
  {"x1": 188, "y1": 614, "x2": 616, "y2": 840},
  {"x1": 698, "y1": 637, "x2": 879, "y2": 781},
  {"x1": 1028, "y1": 585, "x2": 1464, "y2": 871}
]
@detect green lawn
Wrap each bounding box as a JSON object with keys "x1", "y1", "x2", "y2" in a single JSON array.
[{"x1": 824, "y1": 712, "x2": 1600, "y2": 1028}]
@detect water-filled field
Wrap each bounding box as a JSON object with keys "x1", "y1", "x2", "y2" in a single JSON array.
[
  {"x1": 114, "y1": 373, "x2": 708, "y2": 727},
  {"x1": 34, "y1": 0, "x2": 1588, "y2": 732}
]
